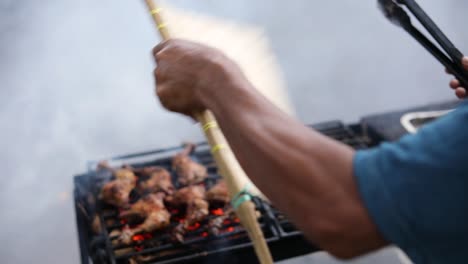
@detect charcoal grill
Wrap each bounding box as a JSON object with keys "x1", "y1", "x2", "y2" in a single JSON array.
[{"x1": 74, "y1": 121, "x2": 368, "y2": 264}]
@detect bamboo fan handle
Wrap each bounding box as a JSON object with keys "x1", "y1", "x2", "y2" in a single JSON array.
[{"x1": 143, "y1": 1, "x2": 273, "y2": 263}]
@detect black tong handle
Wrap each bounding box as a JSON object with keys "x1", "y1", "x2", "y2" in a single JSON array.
[
  {"x1": 380, "y1": 0, "x2": 468, "y2": 88},
  {"x1": 400, "y1": 0, "x2": 464, "y2": 64}
]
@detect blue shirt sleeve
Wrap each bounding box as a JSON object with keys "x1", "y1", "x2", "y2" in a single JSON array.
[{"x1": 354, "y1": 101, "x2": 468, "y2": 264}]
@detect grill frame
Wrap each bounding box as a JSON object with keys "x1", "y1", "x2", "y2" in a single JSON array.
[{"x1": 74, "y1": 121, "x2": 368, "y2": 264}]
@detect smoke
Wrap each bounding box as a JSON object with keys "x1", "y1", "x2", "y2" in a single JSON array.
[{"x1": 0, "y1": 0, "x2": 467, "y2": 263}]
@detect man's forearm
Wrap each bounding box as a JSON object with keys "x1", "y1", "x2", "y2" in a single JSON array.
[
  {"x1": 203, "y1": 77, "x2": 387, "y2": 258},
  {"x1": 152, "y1": 39, "x2": 387, "y2": 257}
]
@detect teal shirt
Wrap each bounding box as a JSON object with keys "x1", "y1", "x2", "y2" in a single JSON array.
[{"x1": 354, "y1": 101, "x2": 468, "y2": 263}]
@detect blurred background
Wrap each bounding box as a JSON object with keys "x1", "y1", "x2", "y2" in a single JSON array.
[{"x1": 1, "y1": 0, "x2": 467, "y2": 263}]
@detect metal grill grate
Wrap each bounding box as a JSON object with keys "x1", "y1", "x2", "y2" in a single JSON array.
[{"x1": 74, "y1": 121, "x2": 366, "y2": 264}]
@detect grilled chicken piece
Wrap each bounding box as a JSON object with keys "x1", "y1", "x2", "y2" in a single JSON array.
[
  {"x1": 120, "y1": 193, "x2": 166, "y2": 217},
  {"x1": 166, "y1": 185, "x2": 205, "y2": 205},
  {"x1": 100, "y1": 168, "x2": 137, "y2": 207},
  {"x1": 130, "y1": 209, "x2": 171, "y2": 234},
  {"x1": 172, "y1": 143, "x2": 208, "y2": 186},
  {"x1": 167, "y1": 186, "x2": 209, "y2": 242},
  {"x1": 206, "y1": 180, "x2": 230, "y2": 204},
  {"x1": 117, "y1": 193, "x2": 171, "y2": 244},
  {"x1": 138, "y1": 167, "x2": 174, "y2": 195},
  {"x1": 185, "y1": 198, "x2": 209, "y2": 226}
]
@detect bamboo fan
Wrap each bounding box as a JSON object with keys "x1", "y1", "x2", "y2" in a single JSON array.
[
  {"x1": 143, "y1": 1, "x2": 294, "y2": 263},
  {"x1": 147, "y1": 1, "x2": 295, "y2": 200}
]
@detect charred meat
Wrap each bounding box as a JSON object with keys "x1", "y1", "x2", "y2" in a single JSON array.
[
  {"x1": 117, "y1": 193, "x2": 171, "y2": 244},
  {"x1": 138, "y1": 167, "x2": 175, "y2": 195},
  {"x1": 167, "y1": 186, "x2": 209, "y2": 242},
  {"x1": 167, "y1": 186, "x2": 209, "y2": 225},
  {"x1": 172, "y1": 144, "x2": 208, "y2": 186},
  {"x1": 206, "y1": 180, "x2": 230, "y2": 204},
  {"x1": 100, "y1": 168, "x2": 137, "y2": 207}
]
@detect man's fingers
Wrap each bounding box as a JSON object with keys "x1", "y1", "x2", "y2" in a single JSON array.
[
  {"x1": 463, "y1": 56, "x2": 468, "y2": 70},
  {"x1": 455, "y1": 87, "x2": 466, "y2": 98},
  {"x1": 152, "y1": 40, "x2": 173, "y2": 59},
  {"x1": 450, "y1": 79, "x2": 460, "y2": 89},
  {"x1": 153, "y1": 60, "x2": 169, "y2": 82}
]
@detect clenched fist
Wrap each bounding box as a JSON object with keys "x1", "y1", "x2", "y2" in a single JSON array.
[{"x1": 152, "y1": 39, "x2": 246, "y2": 117}]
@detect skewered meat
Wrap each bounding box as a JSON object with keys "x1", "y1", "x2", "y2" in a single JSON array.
[
  {"x1": 117, "y1": 193, "x2": 171, "y2": 244},
  {"x1": 206, "y1": 180, "x2": 230, "y2": 204},
  {"x1": 100, "y1": 168, "x2": 137, "y2": 207},
  {"x1": 138, "y1": 167, "x2": 174, "y2": 195},
  {"x1": 172, "y1": 143, "x2": 208, "y2": 186}
]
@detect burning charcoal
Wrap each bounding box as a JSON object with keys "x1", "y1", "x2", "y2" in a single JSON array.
[
  {"x1": 172, "y1": 143, "x2": 208, "y2": 186},
  {"x1": 208, "y1": 208, "x2": 235, "y2": 236}
]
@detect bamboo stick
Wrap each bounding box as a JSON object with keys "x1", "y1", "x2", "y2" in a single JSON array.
[{"x1": 143, "y1": 1, "x2": 274, "y2": 263}]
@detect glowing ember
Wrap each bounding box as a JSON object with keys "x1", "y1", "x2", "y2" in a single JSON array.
[
  {"x1": 227, "y1": 227, "x2": 235, "y2": 232},
  {"x1": 132, "y1": 233, "x2": 152, "y2": 242},
  {"x1": 132, "y1": 234, "x2": 145, "y2": 241},
  {"x1": 211, "y1": 208, "x2": 224, "y2": 216},
  {"x1": 187, "y1": 222, "x2": 201, "y2": 231},
  {"x1": 201, "y1": 232, "x2": 208, "y2": 237},
  {"x1": 134, "y1": 246, "x2": 144, "y2": 252}
]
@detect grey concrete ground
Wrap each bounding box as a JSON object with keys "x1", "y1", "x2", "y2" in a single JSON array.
[{"x1": 1, "y1": 0, "x2": 467, "y2": 263}]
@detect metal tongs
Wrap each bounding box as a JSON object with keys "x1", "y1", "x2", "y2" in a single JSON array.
[{"x1": 378, "y1": 0, "x2": 468, "y2": 88}]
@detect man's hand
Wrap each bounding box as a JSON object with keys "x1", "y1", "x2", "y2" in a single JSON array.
[
  {"x1": 152, "y1": 39, "x2": 245, "y2": 117},
  {"x1": 447, "y1": 56, "x2": 468, "y2": 99}
]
